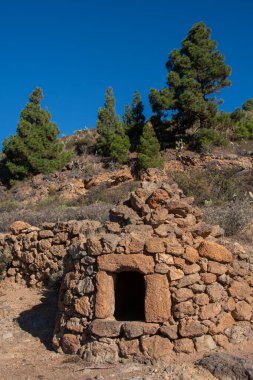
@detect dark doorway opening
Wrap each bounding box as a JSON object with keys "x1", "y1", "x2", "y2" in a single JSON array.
[{"x1": 114, "y1": 271, "x2": 145, "y2": 321}]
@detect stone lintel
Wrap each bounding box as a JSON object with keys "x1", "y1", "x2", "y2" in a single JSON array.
[{"x1": 97, "y1": 254, "x2": 155, "y2": 274}]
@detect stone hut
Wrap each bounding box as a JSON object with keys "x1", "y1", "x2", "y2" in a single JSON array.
[{"x1": 53, "y1": 175, "x2": 253, "y2": 363}]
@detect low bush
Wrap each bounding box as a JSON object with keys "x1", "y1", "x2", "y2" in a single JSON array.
[
  {"x1": 72, "y1": 181, "x2": 139, "y2": 206},
  {"x1": 193, "y1": 128, "x2": 229, "y2": 152},
  {"x1": 173, "y1": 166, "x2": 244, "y2": 206},
  {"x1": 203, "y1": 200, "x2": 253, "y2": 236}
]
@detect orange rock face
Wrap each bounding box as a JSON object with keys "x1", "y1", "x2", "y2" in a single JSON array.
[{"x1": 145, "y1": 274, "x2": 171, "y2": 322}]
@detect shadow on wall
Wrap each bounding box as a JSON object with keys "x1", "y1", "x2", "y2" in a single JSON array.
[{"x1": 16, "y1": 290, "x2": 59, "y2": 350}]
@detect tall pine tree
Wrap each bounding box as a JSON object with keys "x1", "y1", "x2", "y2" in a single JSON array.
[
  {"x1": 3, "y1": 88, "x2": 71, "y2": 181},
  {"x1": 150, "y1": 22, "x2": 231, "y2": 133},
  {"x1": 96, "y1": 87, "x2": 130, "y2": 163},
  {"x1": 123, "y1": 91, "x2": 145, "y2": 150},
  {"x1": 137, "y1": 122, "x2": 163, "y2": 172}
]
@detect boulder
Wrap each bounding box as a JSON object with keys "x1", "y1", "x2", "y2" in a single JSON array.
[{"x1": 198, "y1": 241, "x2": 233, "y2": 263}]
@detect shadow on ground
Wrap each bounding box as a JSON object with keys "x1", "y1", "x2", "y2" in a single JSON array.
[{"x1": 17, "y1": 290, "x2": 59, "y2": 350}]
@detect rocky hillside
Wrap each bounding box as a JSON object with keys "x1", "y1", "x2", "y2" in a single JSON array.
[{"x1": 0, "y1": 135, "x2": 252, "y2": 239}]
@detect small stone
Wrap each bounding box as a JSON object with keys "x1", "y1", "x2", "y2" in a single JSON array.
[
  {"x1": 194, "y1": 293, "x2": 209, "y2": 306},
  {"x1": 174, "y1": 338, "x2": 194, "y2": 353},
  {"x1": 179, "y1": 319, "x2": 208, "y2": 337},
  {"x1": 183, "y1": 263, "x2": 201, "y2": 274},
  {"x1": 159, "y1": 324, "x2": 178, "y2": 340},
  {"x1": 224, "y1": 297, "x2": 236, "y2": 312},
  {"x1": 89, "y1": 319, "x2": 122, "y2": 337},
  {"x1": 122, "y1": 322, "x2": 159, "y2": 339},
  {"x1": 155, "y1": 263, "x2": 169, "y2": 274},
  {"x1": 206, "y1": 283, "x2": 227, "y2": 302},
  {"x1": 145, "y1": 238, "x2": 165, "y2": 254},
  {"x1": 174, "y1": 301, "x2": 195, "y2": 318},
  {"x1": 157, "y1": 253, "x2": 174, "y2": 265},
  {"x1": 50, "y1": 245, "x2": 65, "y2": 257},
  {"x1": 177, "y1": 273, "x2": 200, "y2": 288},
  {"x1": 207, "y1": 262, "x2": 227, "y2": 275},
  {"x1": 140, "y1": 335, "x2": 173, "y2": 360},
  {"x1": 61, "y1": 334, "x2": 80, "y2": 354},
  {"x1": 194, "y1": 335, "x2": 217, "y2": 352},
  {"x1": 213, "y1": 334, "x2": 229, "y2": 349},
  {"x1": 74, "y1": 296, "x2": 90, "y2": 316},
  {"x1": 147, "y1": 188, "x2": 169, "y2": 209},
  {"x1": 232, "y1": 301, "x2": 252, "y2": 321},
  {"x1": 228, "y1": 280, "x2": 252, "y2": 300},
  {"x1": 183, "y1": 246, "x2": 199, "y2": 263},
  {"x1": 168, "y1": 267, "x2": 184, "y2": 281},
  {"x1": 173, "y1": 288, "x2": 194, "y2": 302},
  {"x1": 118, "y1": 339, "x2": 140, "y2": 358},
  {"x1": 199, "y1": 302, "x2": 221, "y2": 320},
  {"x1": 201, "y1": 273, "x2": 217, "y2": 284},
  {"x1": 212, "y1": 313, "x2": 235, "y2": 334},
  {"x1": 191, "y1": 284, "x2": 206, "y2": 293},
  {"x1": 76, "y1": 277, "x2": 94, "y2": 294},
  {"x1": 10, "y1": 221, "x2": 31, "y2": 234},
  {"x1": 38, "y1": 230, "x2": 54, "y2": 239}
]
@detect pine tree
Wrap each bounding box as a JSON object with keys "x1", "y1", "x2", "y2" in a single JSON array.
[
  {"x1": 109, "y1": 131, "x2": 130, "y2": 164},
  {"x1": 96, "y1": 87, "x2": 120, "y2": 155},
  {"x1": 123, "y1": 91, "x2": 145, "y2": 150},
  {"x1": 3, "y1": 88, "x2": 71, "y2": 181},
  {"x1": 137, "y1": 122, "x2": 163, "y2": 172},
  {"x1": 96, "y1": 87, "x2": 130, "y2": 163},
  {"x1": 150, "y1": 22, "x2": 231, "y2": 133},
  {"x1": 243, "y1": 99, "x2": 253, "y2": 112}
]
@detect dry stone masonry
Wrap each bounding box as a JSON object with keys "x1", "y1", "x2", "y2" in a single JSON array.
[
  {"x1": 51, "y1": 174, "x2": 253, "y2": 363},
  {"x1": 0, "y1": 220, "x2": 102, "y2": 287}
]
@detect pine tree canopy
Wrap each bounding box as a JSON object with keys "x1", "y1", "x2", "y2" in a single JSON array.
[
  {"x1": 137, "y1": 122, "x2": 163, "y2": 172},
  {"x1": 96, "y1": 87, "x2": 130, "y2": 163},
  {"x1": 3, "y1": 87, "x2": 71, "y2": 181},
  {"x1": 149, "y1": 22, "x2": 231, "y2": 132},
  {"x1": 123, "y1": 90, "x2": 145, "y2": 150},
  {"x1": 243, "y1": 99, "x2": 253, "y2": 112}
]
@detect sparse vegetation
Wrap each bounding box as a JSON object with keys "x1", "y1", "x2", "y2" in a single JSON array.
[
  {"x1": 173, "y1": 166, "x2": 245, "y2": 206},
  {"x1": 173, "y1": 165, "x2": 253, "y2": 236}
]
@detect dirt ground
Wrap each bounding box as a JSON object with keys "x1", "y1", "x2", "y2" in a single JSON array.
[{"x1": 0, "y1": 280, "x2": 252, "y2": 380}]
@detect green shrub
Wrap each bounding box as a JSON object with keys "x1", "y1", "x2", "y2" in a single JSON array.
[
  {"x1": 173, "y1": 167, "x2": 243, "y2": 206},
  {"x1": 109, "y1": 132, "x2": 130, "y2": 164},
  {"x1": 193, "y1": 127, "x2": 228, "y2": 152},
  {"x1": 235, "y1": 119, "x2": 253, "y2": 140}
]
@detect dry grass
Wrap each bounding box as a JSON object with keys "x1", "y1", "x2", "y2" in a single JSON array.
[
  {"x1": 0, "y1": 181, "x2": 139, "y2": 233},
  {"x1": 202, "y1": 200, "x2": 253, "y2": 236}
]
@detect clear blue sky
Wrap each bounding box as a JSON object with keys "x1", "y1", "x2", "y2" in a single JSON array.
[{"x1": 1, "y1": 0, "x2": 253, "y2": 145}]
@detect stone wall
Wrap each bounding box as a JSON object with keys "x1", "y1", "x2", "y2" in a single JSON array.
[
  {"x1": 52, "y1": 178, "x2": 253, "y2": 363},
  {"x1": 0, "y1": 220, "x2": 102, "y2": 287}
]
